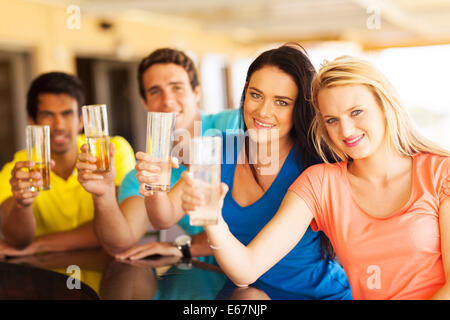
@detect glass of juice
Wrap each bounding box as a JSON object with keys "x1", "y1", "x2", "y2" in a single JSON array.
[
  {"x1": 82, "y1": 104, "x2": 110, "y2": 172},
  {"x1": 26, "y1": 125, "x2": 51, "y2": 191}
]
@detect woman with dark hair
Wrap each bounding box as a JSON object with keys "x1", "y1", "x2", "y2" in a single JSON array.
[{"x1": 122, "y1": 44, "x2": 351, "y2": 299}]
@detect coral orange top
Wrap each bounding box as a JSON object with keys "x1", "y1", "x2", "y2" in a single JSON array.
[{"x1": 289, "y1": 153, "x2": 449, "y2": 300}]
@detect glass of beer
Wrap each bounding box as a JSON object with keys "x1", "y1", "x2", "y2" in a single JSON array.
[
  {"x1": 82, "y1": 104, "x2": 110, "y2": 172},
  {"x1": 189, "y1": 136, "x2": 222, "y2": 226},
  {"x1": 26, "y1": 125, "x2": 51, "y2": 191},
  {"x1": 145, "y1": 112, "x2": 177, "y2": 192}
]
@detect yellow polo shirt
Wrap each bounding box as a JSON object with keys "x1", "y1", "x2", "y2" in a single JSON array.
[{"x1": 0, "y1": 135, "x2": 135, "y2": 237}]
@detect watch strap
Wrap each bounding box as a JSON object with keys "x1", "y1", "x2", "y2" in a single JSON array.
[{"x1": 179, "y1": 243, "x2": 191, "y2": 259}]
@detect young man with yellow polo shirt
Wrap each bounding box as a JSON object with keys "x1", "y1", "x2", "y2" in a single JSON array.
[{"x1": 0, "y1": 72, "x2": 135, "y2": 257}]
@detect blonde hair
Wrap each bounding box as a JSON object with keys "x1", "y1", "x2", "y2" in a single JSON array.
[{"x1": 310, "y1": 55, "x2": 450, "y2": 163}]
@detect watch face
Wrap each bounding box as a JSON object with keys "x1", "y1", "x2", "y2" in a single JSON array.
[{"x1": 176, "y1": 235, "x2": 191, "y2": 246}]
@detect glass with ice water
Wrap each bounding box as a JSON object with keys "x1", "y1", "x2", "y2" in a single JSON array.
[
  {"x1": 26, "y1": 125, "x2": 51, "y2": 191},
  {"x1": 82, "y1": 104, "x2": 110, "y2": 172},
  {"x1": 189, "y1": 136, "x2": 222, "y2": 226},
  {"x1": 145, "y1": 112, "x2": 177, "y2": 192}
]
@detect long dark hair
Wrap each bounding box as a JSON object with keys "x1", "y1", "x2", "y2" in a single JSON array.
[{"x1": 239, "y1": 43, "x2": 336, "y2": 261}]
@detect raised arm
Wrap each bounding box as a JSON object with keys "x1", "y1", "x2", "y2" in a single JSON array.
[
  {"x1": 77, "y1": 143, "x2": 148, "y2": 255},
  {"x1": 0, "y1": 197, "x2": 36, "y2": 248},
  {"x1": 0, "y1": 160, "x2": 47, "y2": 248},
  {"x1": 181, "y1": 171, "x2": 314, "y2": 286},
  {"x1": 77, "y1": 144, "x2": 187, "y2": 255}
]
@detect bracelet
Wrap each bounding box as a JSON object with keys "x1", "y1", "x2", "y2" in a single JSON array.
[{"x1": 207, "y1": 238, "x2": 222, "y2": 250}]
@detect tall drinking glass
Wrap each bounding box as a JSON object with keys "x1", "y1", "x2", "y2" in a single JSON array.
[
  {"x1": 145, "y1": 112, "x2": 177, "y2": 192},
  {"x1": 26, "y1": 125, "x2": 51, "y2": 191},
  {"x1": 189, "y1": 136, "x2": 222, "y2": 226},
  {"x1": 82, "y1": 104, "x2": 110, "y2": 172}
]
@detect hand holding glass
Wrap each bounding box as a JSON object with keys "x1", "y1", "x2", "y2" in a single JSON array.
[
  {"x1": 82, "y1": 104, "x2": 110, "y2": 172},
  {"x1": 26, "y1": 125, "x2": 51, "y2": 191},
  {"x1": 189, "y1": 136, "x2": 222, "y2": 226}
]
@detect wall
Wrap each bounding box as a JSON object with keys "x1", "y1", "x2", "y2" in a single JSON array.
[{"x1": 0, "y1": 0, "x2": 256, "y2": 76}]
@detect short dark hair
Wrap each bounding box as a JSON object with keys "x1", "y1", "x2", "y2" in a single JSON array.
[
  {"x1": 137, "y1": 48, "x2": 199, "y2": 101},
  {"x1": 26, "y1": 72, "x2": 85, "y2": 121}
]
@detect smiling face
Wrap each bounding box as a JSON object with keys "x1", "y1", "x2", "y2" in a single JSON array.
[
  {"x1": 317, "y1": 84, "x2": 387, "y2": 160},
  {"x1": 34, "y1": 93, "x2": 83, "y2": 155},
  {"x1": 243, "y1": 66, "x2": 297, "y2": 145},
  {"x1": 141, "y1": 63, "x2": 200, "y2": 131}
]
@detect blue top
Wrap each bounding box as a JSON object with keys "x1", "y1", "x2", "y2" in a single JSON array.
[
  {"x1": 118, "y1": 109, "x2": 242, "y2": 236},
  {"x1": 220, "y1": 135, "x2": 352, "y2": 299}
]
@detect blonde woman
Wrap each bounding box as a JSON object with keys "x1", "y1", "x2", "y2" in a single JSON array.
[{"x1": 181, "y1": 56, "x2": 450, "y2": 300}]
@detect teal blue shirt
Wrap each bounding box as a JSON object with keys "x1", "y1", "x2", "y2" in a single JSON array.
[{"x1": 118, "y1": 109, "x2": 241, "y2": 235}]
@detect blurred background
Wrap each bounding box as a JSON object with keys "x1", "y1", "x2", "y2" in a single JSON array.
[{"x1": 0, "y1": 0, "x2": 449, "y2": 168}]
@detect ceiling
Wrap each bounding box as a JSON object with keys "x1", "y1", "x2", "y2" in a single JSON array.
[{"x1": 43, "y1": 0, "x2": 450, "y2": 48}]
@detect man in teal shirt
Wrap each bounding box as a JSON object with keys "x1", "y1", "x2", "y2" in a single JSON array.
[{"x1": 76, "y1": 48, "x2": 240, "y2": 258}]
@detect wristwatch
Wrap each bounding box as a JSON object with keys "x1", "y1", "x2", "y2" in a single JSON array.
[{"x1": 173, "y1": 234, "x2": 192, "y2": 259}]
